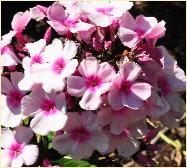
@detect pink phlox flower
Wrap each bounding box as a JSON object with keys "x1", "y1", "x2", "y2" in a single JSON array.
[
  {"x1": 21, "y1": 85, "x2": 68, "y2": 136},
  {"x1": 47, "y1": 2, "x2": 94, "y2": 36},
  {"x1": 18, "y1": 39, "x2": 46, "y2": 91},
  {"x1": 97, "y1": 106, "x2": 145, "y2": 135},
  {"x1": 1, "y1": 72, "x2": 26, "y2": 127},
  {"x1": 108, "y1": 62, "x2": 152, "y2": 110},
  {"x1": 67, "y1": 57, "x2": 116, "y2": 110},
  {"x1": 77, "y1": 0, "x2": 133, "y2": 27},
  {"x1": 31, "y1": 39, "x2": 78, "y2": 93},
  {"x1": 52, "y1": 111, "x2": 109, "y2": 160},
  {"x1": 30, "y1": 5, "x2": 47, "y2": 21},
  {"x1": 118, "y1": 11, "x2": 166, "y2": 48},
  {"x1": 1, "y1": 126, "x2": 39, "y2": 167}
]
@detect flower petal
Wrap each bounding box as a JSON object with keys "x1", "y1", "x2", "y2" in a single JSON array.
[
  {"x1": 1, "y1": 76, "x2": 13, "y2": 94},
  {"x1": 22, "y1": 145, "x2": 39, "y2": 165},
  {"x1": 1, "y1": 128, "x2": 16, "y2": 148}
]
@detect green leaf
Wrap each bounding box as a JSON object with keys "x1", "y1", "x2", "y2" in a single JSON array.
[
  {"x1": 47, "y1": 131, "x2": 55, "y2": 142},
  {"x1": 53, "y1": 156, "x2": 96, "y2": 167}
]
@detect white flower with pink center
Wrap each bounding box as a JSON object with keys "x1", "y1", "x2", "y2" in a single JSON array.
[
  {"x1": 97, "y1": 106, "x2": 145, "y2": 135},
  {"x1": 1, "y1": 72, "x2": 26, "y2": 127},
  {"x1": 108, "y1": 62, "x2": 151, "y2": 110},
  {"x1": 47, "y1": 2, "x2": 94, "y2": 36},
  {"x1": 77, "y1": 0, "x2": 133, "y2": 27},
  {"x1": 21, "y1": 85, "x2": 67, "y2": 135},
  {"x1": 52, "y1": 111, "x2": 108, "y2": 160},
  {"x1": 30, "y1": 39, "x2": 78, "y2": 93},
  {"x1": 67, "y1": 57, "x2": 116, "y2": 110},
  {"x1": 1, "y1": 126, "x2": 39, "y2": 167},
  {"x1": 118, "y1": 11, "x2": 166, "y2": 48},
  {"x1": 18, "y1": 39, "x2": 46, "y2": 91}
]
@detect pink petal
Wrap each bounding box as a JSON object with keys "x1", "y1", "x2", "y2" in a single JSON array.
[
  {"x1": 1, "y1": 49, "x2": 20, "y2": 66},
  {"x1": 70, "y1": 22, "x2": 94, "y2": 33},
  {"x1": 1, "y1": 149, "x2": 12, "y2": 167},
  {"x1": 120, "y1": 62, "x2": 141, "y2": 82},
  {"x1": 11, "y1": 155, "x2": 24, "y2": 167},
  {"x1": 1, "y1": 31, "x2": 17, "y2": 48},
  {"x1": 110, "y1": 2, "x2": 133, "y2": 18},
  {"x1": 108, "y1": 89, "x2": 124, "y2": 110},
  {"x1": 14, "y1": 126, "x2": 34, "y2": 144},
  {"x1": 135, "y1": 15, "x2": 158, "y2": 33},
  {"x1": 30, "y1": 6, "x2": 46, "y2": 21},
  {"x1": 88, "y1": 13, "x2": 112, "y2": 27},
  {"x1": 1, "y1": 76, "x2": 13, "y2": 94},
  {"x1": 1, "y1": 128, "x2": 16, "y2": 148},
  {"x1": 47, "y1": 21, "x2": 69, "y2": 35},
  {"x1": 78, "y1": 27, "x2": 95, "y2": 43},
  {"x1": 71, "y1": 142, "x2": 93, "y2": 160},
  {"x1": 78, "y1": 57, "x2": 99, "y2": 77},
  {"x1": 97, "y1": 107, "x2": 113, "y2": 126},
  {"x1": 61, "y1": 40, "x2": 78, "y2": 61},
  {"x1": 11, "y1": 10, "x2": 31, "y2": 32},
  {"x1": 67, "y1": 76, "x2": 86, "y2": 97},
  {"x1": 119, "y1": 11, "x2": 136, "y2": 30},
  {"x1": 145, "y1": 21, "x2": 166, "y2": 39},
  {"x1": 97, "y1": 62, "x2": 116, "y2": 82},
  {"x1": 47, "y1": 2, "x2": 66, "y2": 22},
  {"x1": 122, "y1": 92, "x2": 143, "y2": 109},
  {"x1": 111, "y1": 114, "x2": 129, "y2": 135},
  {"x1": 88, "y1": 132, "x2": 108, "y2": 153},
  {"x1": 22, "y1": 145, "x2": 39, "y2": 165},
  {"x1": 63, "y1": 112, "x2": 82, "y2": 132},
  {"x1": 10, "y1": 72, "x2": 24, "y2": 90},
  {"x1": 1, "y1": 95, "x2": 22, "y2": 127},
  {"x1": 25, "y1": 39, "x2": 46, "y2": 56},
  {"x1": 55, "y1": 92, "x2": 66, "y2": 111},
  {"x1": 130, "y1": 83, "x2": 151, "y2": 100},
  {"x1": 52, "y1": 134, "x2": 74, "y2": 155},
  {"x1": 60, "y1": 59, "x2": 78, "y2": 78},
  {"x1": 30, "y1": 113, "x2": 51, "y2": 135},
  {"x1": 117, "y1": 135, "x2": 140, "y2": 157},
  {"x1": 118, "y1": 27, "x2": 139, "y2": 48},
  {"x1": 79, "y1": 90, "x2": 102, "y2": 110}
]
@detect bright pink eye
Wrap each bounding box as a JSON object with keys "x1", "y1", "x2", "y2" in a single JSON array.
[
  {"x1": 86, "y1": 76, "x2": 102, "y2": 90},
  {"x1": 30, "y1": 55, "x2": 43, "y2": 66},
  {"x1": 121, "y1": 80, "x2": 132, "y2": 94},
  {"x1": 52, "y1": 58, "x2": 65, "y2": 75},
  {"x1": 9, "y1": 143, "x2": 23, "y2": 159},
  {"x1": 41, "y1": 99, "x2": 57, "y2": 116}
]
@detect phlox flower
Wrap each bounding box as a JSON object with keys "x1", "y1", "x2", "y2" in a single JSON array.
[
  {"x1": 67, "y1": 57, "x2": 116, "y2": 110},
  {"x1": 1, "y1": 31, "x2": 20, "y2": 67},
  {"x1": 52, "y1": 111, "x2": 108, "y2": 160},
  {"x1": 1, "y1": 126, "x2": 39, "y2": 167},
  {"x1": 18, "y1": 39, "x2": 46, "y2": 91},
  {"x1": 31, "y1": 39, "x2": 78, "y2": 93},
  {"x1": 108, "y1": 62, "x2": 151, "y2": 110},
  {"x1": 47, "y1": 2, "x2": 94, "y2": 36},
  {"x1": 118, "y1": 11, "x2": 166, "y2": 48},
  {"x1": 101, "y1": 122, "x2": 145, "y2": 157},
  {"x1": 77, "y1": 0, "x2": 133, "y2": 27},
  {"x1": 97, "y1": 106, "x2": 145, "y2": 135},
  {"x1": 21, "y1": 85, "x2": 67, "y2": 136},
  {"x1": 1, "y1": 72, "x2": 26, "y2": 127}
]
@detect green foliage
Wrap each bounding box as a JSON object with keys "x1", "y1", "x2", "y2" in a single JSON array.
[{"x1": 53, "y1": 156, "x2": 96, "y2": 167}]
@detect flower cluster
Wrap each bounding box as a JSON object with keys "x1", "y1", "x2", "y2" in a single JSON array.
[{"x1": 1, "y1": 1, "x2": 186, "y2": 166}]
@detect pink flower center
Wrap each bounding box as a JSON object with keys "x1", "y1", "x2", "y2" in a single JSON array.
[
  {"x1": 7, "y1": 90, "x2": 23, "y2": 108},
  {"x1": 134, "y1": 28, "x2": 145, "y2": 37},
  {"x1": 96, "y1": 7, "x2": 113, "y2": 15},
  {"x1": 52, "y1": 58, "x2": 66, "y2": 75},
  {"x1": 121, "y1": 80, "x2": 132, "y2": 94},
  {"x1": 1, "y1": 46, "x2": 9, "y2": 54},
  {"x1": 41, "y1": 99, "x2": 57, "y2": 116},
  {"x1": 86, "y1": 76, "x2": 102, "y2": 91},
  {"x1": 9, "y1": 143, "x2": 23, "y2": 160},
  {"x1": 157, "y1": 76, "x2": 170, "y2": 96},
  {"x1": 70, "y1": 127, "x2": 91, "y2": 143},
  {"x1": 30, "y1": 55, "x2": 43, "y2": 66},
  {"x1": 63, "y1": 19, "x2": 76, "y2": 28}
]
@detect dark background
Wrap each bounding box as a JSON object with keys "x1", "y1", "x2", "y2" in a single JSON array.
[{"x1": 1, "y1": 1, "x2": 186, "y2": 167}]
